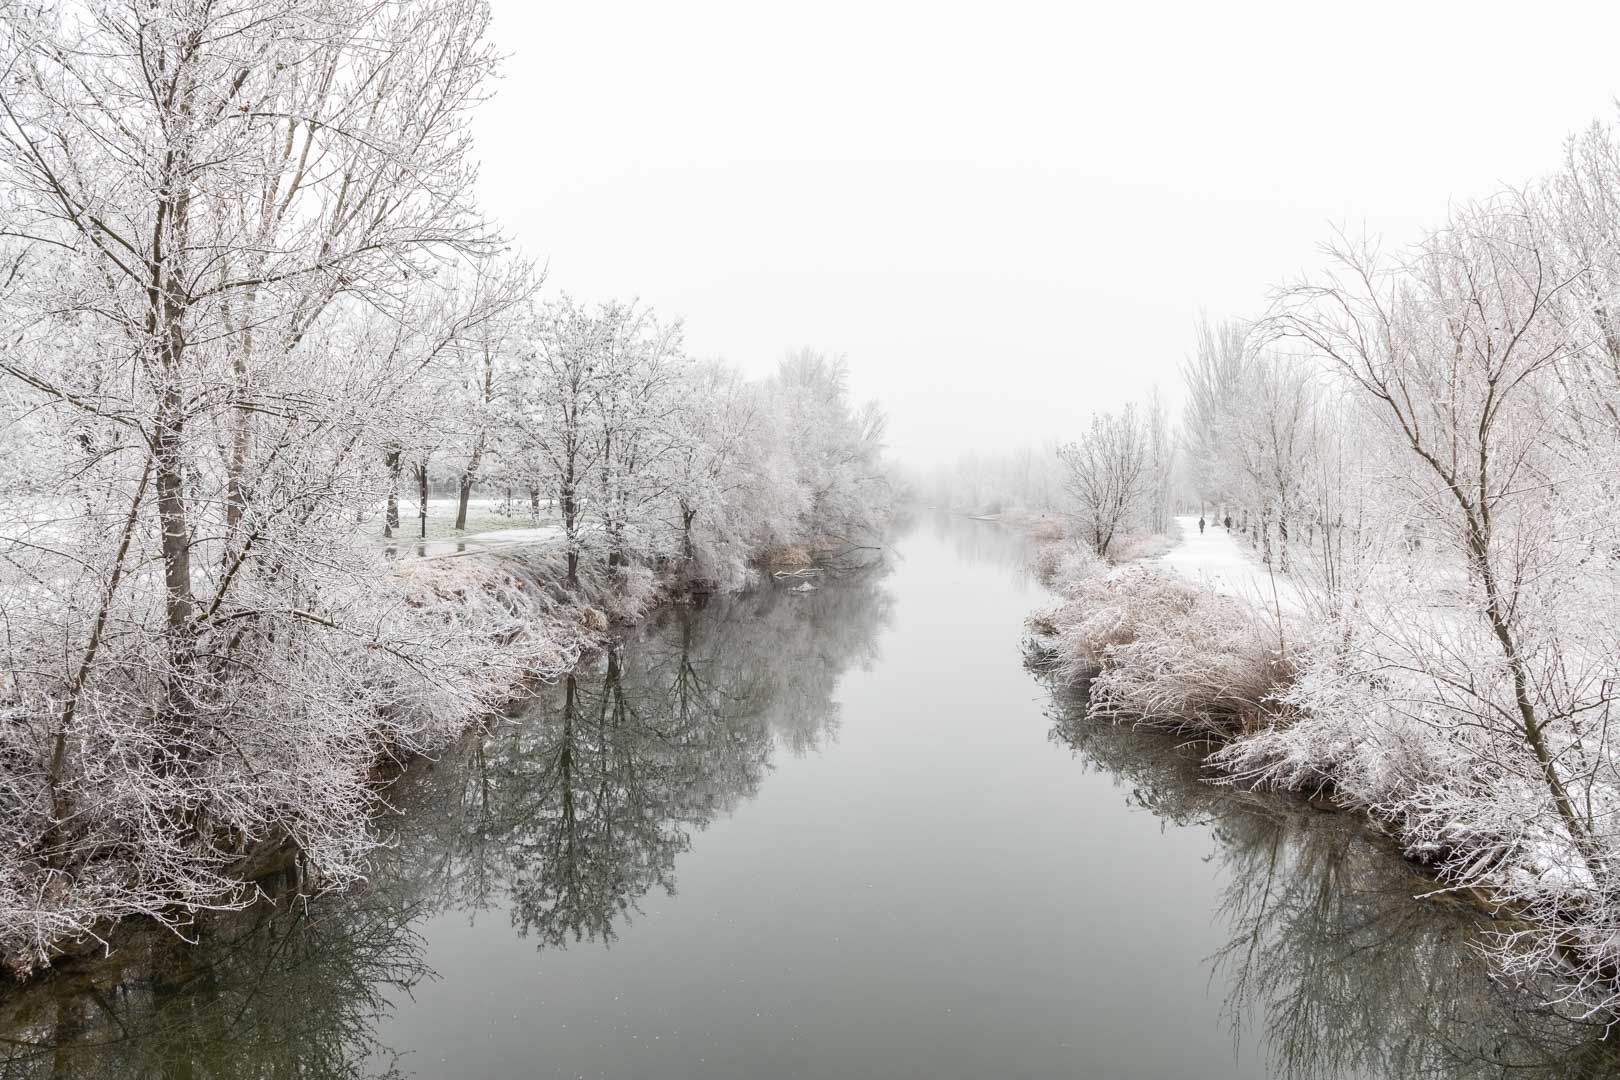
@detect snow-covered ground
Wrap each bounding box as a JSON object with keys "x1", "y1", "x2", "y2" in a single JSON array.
[
  {"x1": 395, "y1": 525, "x2": 566, "y2": 561},
  {"x1": 359, "y1": 496, "x2": 565, "y2": 559},
  {"x1": 1160, "y1": 514, "x2": 1299, "y2": 613}
]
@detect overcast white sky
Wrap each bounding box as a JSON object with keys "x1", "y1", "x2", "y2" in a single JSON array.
[{"x1": 473, "y1": 0, "x2": 1620, "y2": 468}]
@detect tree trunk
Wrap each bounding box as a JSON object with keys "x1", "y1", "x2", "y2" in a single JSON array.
[
  {"x1": 415, "y1": 462, "x2": 429, "y2": 539},
  {"x1": 149, "y1": 145, "x2": 199, "y2": 739},
  {"x1": 223, "y1": 285, "x2": 258, "y2": 547},
  {"x1": 455, "y1": 473, "x2": 474, "y2": 531},
  {"x1": 383, "y1": 446, "x2": 401, "y2": 538},
  {"x1": 562, "y1": 487, "x2": 579, "y2": 586},
  {"x1": 456, "y1": 429, "x2": 486, "y2": 531},
  {"x1": 154, "y1": 381, "x2": 198, "y2": 732},
  {"x1": 1467, "y1": 519, "x2": 1604, "y2": 881}
]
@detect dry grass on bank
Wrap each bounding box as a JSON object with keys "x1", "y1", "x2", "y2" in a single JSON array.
[
  {"x1": 1026, "y1": 532, "x2": 1620, "y2": 1015},
  {"x1": 1030, "y1": 553, "x2": 1295, "y2": 741}
]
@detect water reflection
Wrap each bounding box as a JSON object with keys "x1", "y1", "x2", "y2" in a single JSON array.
[
  {"x1": 8, "y1": 527, "x2": 1617, "y2": 1080},
  {"x1": 918, "y1": 508, "x2": 1036, "y2": 582},
  {"x1": 0, "y1": 864, "x2": 425, "y2": 1079},
  {"x1": 0, "y1": 572, "x2": 891, "y2": 1078},
  {"x1": 1050, "y1": 690, "x2": 1620, "y2": 1079},
  {"x1": 383, "y1": 575, "x2": 890, "y2": 942}
]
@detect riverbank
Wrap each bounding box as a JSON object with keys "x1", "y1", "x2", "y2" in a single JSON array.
[
  {"x1": 7, "y1": 512, "x2": 1612, "y2": 1079},
  {"x1": 1, "y1": 536, "x2": 827, "y2": 981},
  {"x1": 0, "y1": 546, "x2": 592, "y2": 979},
  {"x1": 1023, "y1": 516, "x2": 1620, "y2": 1015}
]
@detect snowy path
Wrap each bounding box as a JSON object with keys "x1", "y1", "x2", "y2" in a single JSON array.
[{"x1": 1159, "y1": 515, "x2": 1298, "y2": 611}]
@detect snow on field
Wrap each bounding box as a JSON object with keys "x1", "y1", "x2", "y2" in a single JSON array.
[
  {"x1": 465, "y1": 525, "x2": 562, "y2": 543},
  {"x1": 387, "y1": 524, "x2": 566, "y2": 561},
  {"x1": 359, "y1": 496, "x2": 563, "y2": 553}
]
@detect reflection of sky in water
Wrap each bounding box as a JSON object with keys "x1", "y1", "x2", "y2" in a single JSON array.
[{"x1": 1, "y1": 515, "x2": 1613, "y2": 1079}]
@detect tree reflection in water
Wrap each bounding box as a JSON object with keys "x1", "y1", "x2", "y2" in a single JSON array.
[
  {"x1": 16, "y1": 554, "x2": 1614, "y2": 1080},
  {"x1": 0, "y1": 863, "x2": 424, "y2": 1079},
  {"x1": 383, "y1": 573, "x2": 891, "y2": 946},
  {"x1": 1048, "y1": 686, "x2": 1620, "y2": 1080},
  {"x1": 0, "y1": 572, "x2": 892, "y2": 1078}
]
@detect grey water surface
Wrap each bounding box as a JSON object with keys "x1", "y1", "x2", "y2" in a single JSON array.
[{"x1": 3, "y1": 513, "x2": 1615, "y2": 1079}]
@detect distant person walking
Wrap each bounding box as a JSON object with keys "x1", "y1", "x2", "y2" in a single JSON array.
[
  {"x1": 1224, "y1": 515, "x2": 1232, "y2": 530},
  {"x1": 1198, "y1": 516, "x2": 1206, "y2": 534}
]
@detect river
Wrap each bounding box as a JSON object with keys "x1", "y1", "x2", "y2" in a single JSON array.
[{"x1": 1, "y1": 512, "x2": 1615, "y2": 1078}]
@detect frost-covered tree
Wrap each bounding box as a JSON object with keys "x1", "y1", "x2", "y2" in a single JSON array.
[
  {"x1": 368, "y1": 264, "x2": 534, "y2": 540},
  {"x1": 1266, "y1": 195, "x2": 1620, "y2": 1005},
  {"x1": 509, "y1": 297, "x2": 687, "y2": 582},
  {"x1": 1143, "y1": 390, "x2": 1175, "y2": 535},
  {"x1": 664, "y1": 362, "x2": 795, "y2": 585},
  {"x1": 587, "y1": 302, "x2": 686, "y2": 570},
  {"x1": 769, "y1": 350, "x2": 891, "y2": 554},
  {"x1": 1179, "y1": 315, "x2": 1327, "y2": 569},
  {"x1": 1226, "y1": 353, "x2": 1318, "y2": 569},
  {"x1": 0, "y1": 0, "x2": 553, "y2": 972},
  {"x1": 509, "y1": 297, "x2": 607, "y2": 585},
  {"x1": 1058, "y1": 404, "x2": 1150, "y2": 558},
  {"x1": 433, "y1": 260, "x2": 541, "y2": 532},
  {"x1": 1545, "y1": 121, "x2": 1620, "y2": 439},
  {"x1": 1180, "y1": 317, "x2": 1250, "y2": 516}
]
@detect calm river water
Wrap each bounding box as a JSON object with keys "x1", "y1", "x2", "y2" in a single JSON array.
[{"x1": 2, "y1": 513, "x2": 1617, "y2": 1078}]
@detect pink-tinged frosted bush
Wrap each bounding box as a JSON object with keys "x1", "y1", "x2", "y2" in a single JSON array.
[
  {"x1": 1034, "y1": 561, "x2": 1294, "y2": 739},
  {"x1": 1029, "y1": 539, "x2": 1106, "y2": 589},
  {"x1": 1054, "y1": 544, "x2": 1109, "y2": 585},
  {"x1": 1030, "y1": 542, "x2": 1064, "y2": 586},
  {"x1": 604, "y1": 564, "x2": 661, "y2": 623}
]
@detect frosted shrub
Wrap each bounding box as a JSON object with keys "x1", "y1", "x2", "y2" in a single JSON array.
[
  {"x1": 1033, "y1": 529, "x2": 1172, "y2": 585},
  {"x1": 1030, "y1": 518, "x2": 1066, "y2": 543},
  {"x1": 1108, "y1": 531, "x2": 1176, "y2": 563},
  {"x1": 1213, "y1": 583, "x2": 1620, "y2": 1013},
  {"x1": 1040, "y1": 565, "x2": 1294, "y2": 739},
  {"x1": 1211, "y1": 643, "x2": 1474, "y2": 809},
  {"x1": 0, "y1": 548, "x2": 597, "y2": 976},
  {"x1": 1030, "y1": 543, "x2": 1065, "y2": 585},
  {"x1": 1055, "y1": 544, "x2": 1108, "y2": 586},
  {"x1": 392, "y1": 554, "x2": 595, "y2": 712},
  {"x1": 605, "y1": 564, "x2": 661, "y2": 623},
  {"x1": 1030, "y1": 539, "x2": 1106, "y2": 589}
]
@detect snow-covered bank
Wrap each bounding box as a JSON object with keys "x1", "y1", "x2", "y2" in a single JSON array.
[
  {"x1": 0, "y1": 0, "x2": 906, "y2": 988},
  {"x1": 0, "y1": 546, "x2": 611, "y2": 979},
  {"x1": 1027, "y1": 517, "x2": 1620, "y2": 1015},
  {"x1": 1, "y1": 520, "x2": 883, "y2": 981},
  {"x1": 1027, "y1": 519, "x2": 1292, "y2": 740}
]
